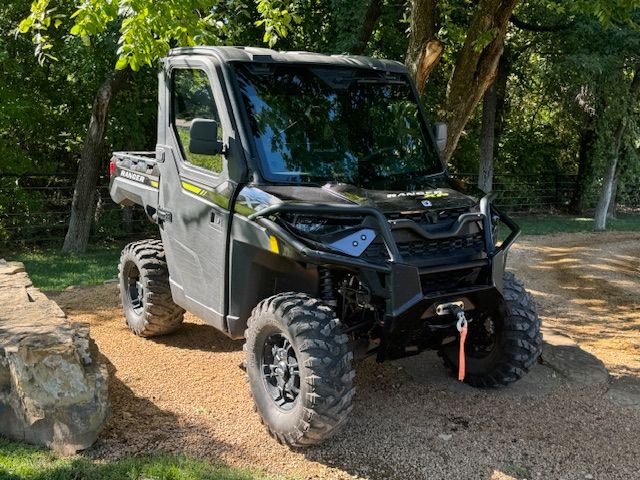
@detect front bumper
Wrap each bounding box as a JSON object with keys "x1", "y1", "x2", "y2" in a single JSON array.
[{"x1": 251, "y1": 191, "x2": 519, "y2": 325}]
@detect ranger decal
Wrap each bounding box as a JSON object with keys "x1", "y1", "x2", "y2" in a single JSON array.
[
  {"x1": 121, "y1": 170, "x2": 146, "y2": 183},
  {"x1": 386, "y1": 190, "x2": 449, "y2": 199}
]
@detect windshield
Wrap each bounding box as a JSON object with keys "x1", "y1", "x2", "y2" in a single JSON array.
[{"x1": 234, "y1": 63, "x2": 443, "y2": 187}]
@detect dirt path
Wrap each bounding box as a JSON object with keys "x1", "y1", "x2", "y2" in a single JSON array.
[
  {"x1": 50, "y1": 232, "x2": 640, "y2": 479},
  {"x1": 511, "y1": 232, "x2": 640, "y2": 375}
]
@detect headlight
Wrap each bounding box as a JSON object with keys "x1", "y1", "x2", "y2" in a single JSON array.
[
  {"x1": 283, "y1": 214, "x2": 377, "y2": 257},
  {"x1": 286, "y1": 214, "x2": 361, "y2": 236}
]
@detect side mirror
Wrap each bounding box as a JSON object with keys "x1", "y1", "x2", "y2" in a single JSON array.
[
  {"x1": 434, "y1": 122, "x2": 447, "y2": 154},
  {"x1": 189, "y1": 118, "x2": 223, "y2": 155}
]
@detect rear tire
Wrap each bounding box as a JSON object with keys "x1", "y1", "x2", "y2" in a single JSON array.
[
  {"x1": 118, "y1": 239, "x2": 184, "y2": 337},
  {"x1": 244, "y1": 292, "x2": 355, "y2": 447},
  {"x1": 439, "y1": 272, "x2": 542, "y2": 387}
]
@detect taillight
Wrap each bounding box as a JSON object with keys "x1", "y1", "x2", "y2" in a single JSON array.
[{"x1": 109, "y1": 159, "x2": 116, "y2": 177}]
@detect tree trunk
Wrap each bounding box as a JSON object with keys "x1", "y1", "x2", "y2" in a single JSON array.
[
  {"x1": 569, "y1": 122, "x2": 596, "y2": 214},
  {"x1": 406, "y1": 0, "x2": 515, "y2": 163},
  {"x1": 349, "y1": 0, "x2": 384, "y2": 55},
  {"x1": 593, "y1": 122, "x2": 624, "y2": 230},
  {"x1": 62, "y1": 69, "x2": 129, "y2": 253},
  {"x1": 405, "y1": 0, "x2": 443, "y2": 95},
  {"x1": 607, "y1": 166, "x2": 619, "y2": 219},
  {"x1": 478, "y1": 81, "x2": 497, "y2": 193},
  {"x1": 442, "y1": 0, "x2": 517, "y2": 163},
  {"x1": 594, "y1": 66, "x2": 640, "y2": 231},
  {"x1": 477, "y1": 52, "x2": 509, "y2": 193},
  {"x1": 492, "y1": 50, "x2": 510, "y2": 154}
]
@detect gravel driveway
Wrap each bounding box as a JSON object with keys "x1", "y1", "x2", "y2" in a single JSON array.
[{"x1": 50, "y1": 232, "x2": 640, "y2": 479}]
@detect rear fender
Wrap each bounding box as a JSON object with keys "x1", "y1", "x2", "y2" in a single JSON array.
[{"x1": 109, "y1": 173, "x2": 160, "y2": 221}]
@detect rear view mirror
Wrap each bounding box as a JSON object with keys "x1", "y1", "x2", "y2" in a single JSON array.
[
  {"x1": 189, "y1": 118, "x2": 223, "y2": 155},
  {"x1": 434, "y1": 122, "x2": 447, "y2": 154}
]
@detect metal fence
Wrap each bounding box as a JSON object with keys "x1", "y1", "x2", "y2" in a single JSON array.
[
  {"x1": 455, "y1": 173, "x2": 585, "y2": 212},
  {"x1": 454, "y1": 172, "x2": 640, "y2": 213},
  {"x1": 1, "y1": 172, "x2": 638, "y2": 252},
  {"x1": 0, "y1": 173, "x2": 155, "y2": 252}
]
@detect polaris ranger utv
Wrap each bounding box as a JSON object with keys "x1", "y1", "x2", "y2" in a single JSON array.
[{"x1": 110, "y1": 46, "x2": 542, "y2": 447}]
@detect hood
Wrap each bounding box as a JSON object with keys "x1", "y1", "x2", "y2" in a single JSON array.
[{"x1": 259, "y1": 182, "x2": 477, "y2": 214}]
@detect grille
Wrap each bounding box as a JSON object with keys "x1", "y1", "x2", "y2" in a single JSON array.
[
  {"x1": 420, "y1": 267, "x2": 485, "y2": 295},
  {"x1": 362, "y1": 232, "x2": 485, "y2": 264}
]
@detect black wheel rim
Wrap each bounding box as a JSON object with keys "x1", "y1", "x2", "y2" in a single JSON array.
[
  {"x1": 125, "y1": 263, "x2": 144, "y2": 315},
  {"x1": 261, "y1": 333, "x2": 300, "y2": 411},
  {"x1": 466, "y1": 313, "x2": 501, "y2": 359}
]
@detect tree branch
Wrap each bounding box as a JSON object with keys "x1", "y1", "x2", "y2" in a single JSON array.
[
  {"x1": 442, "y1": 0, "x2": 517, "y2": 163},
  {"x1": 510, "y1": 14, "x2": 575, "y2": 32},
  {"x1": 405, "y1": 0, "x2": 442, "y2": 94},
  {"x1": 350, "y1": 0, "x2": 384, "y2": 55}
]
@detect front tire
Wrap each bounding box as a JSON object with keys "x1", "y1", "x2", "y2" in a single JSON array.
[
  {"x1": 118, "y1": 239, "x2": 184, "y2": 337},
  {"x1": 244, "y1": 293, "x2": 355, "y2": 447},
  {"x1": 439, "y1": 272, "x2": 542, "y2": 387}
]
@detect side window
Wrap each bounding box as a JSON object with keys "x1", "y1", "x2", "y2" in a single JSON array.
[{"x1": 172, "y1": 68, "x2": 223, "y2": 174}]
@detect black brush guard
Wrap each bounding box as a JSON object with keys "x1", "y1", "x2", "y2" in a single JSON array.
[{"x1": 250, "y1": 192, "x2": 519, "y2": 359}]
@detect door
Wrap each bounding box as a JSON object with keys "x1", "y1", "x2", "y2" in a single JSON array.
[{"x1": 156, "y1": 59, "x2": 234, "y2": 331}]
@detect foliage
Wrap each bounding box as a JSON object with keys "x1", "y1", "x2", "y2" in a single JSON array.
[
  {"x1": 449, "y1": 1, "x2": 640, "y2": 218},
  {"x1": 256, "y1": 0, "x2": 300, "y2": 48},
  {"x1": 16, "y1": 0, "x2": 270, "y2": 71},
  {"x1": 2, "y1": 0, "x2": 640, "y2": 248}
]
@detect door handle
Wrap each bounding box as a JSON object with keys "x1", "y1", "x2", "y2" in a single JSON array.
[
  {"x1": 157, "y1": 207, "x2": 172, "y2": 223},
  {"x1": 210, "y1": 211, "x2": 221, "y2": 225}
]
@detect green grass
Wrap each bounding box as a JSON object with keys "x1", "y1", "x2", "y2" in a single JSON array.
[
  {"x1": 177, "y1": 127, "x2": 223, "y2": 173},
  {"x1": 13, "y1": 246, "x2": 123, "y2": 291},
  {"x1": 514, "y1": 213, "x2": 640, "y2": 236},
  {"x1": 0, "y1": 438, "x2": 272, "y2": 480}
]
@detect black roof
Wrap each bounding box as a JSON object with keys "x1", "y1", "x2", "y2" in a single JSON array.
[{"x1": 167, "y1": 46, "x2": 408, "y2": 74}]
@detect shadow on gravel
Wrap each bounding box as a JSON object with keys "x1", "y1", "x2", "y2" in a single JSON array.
[
  {"x1": 45, "y1": 285, "x2": 121, "y2": 325},
  {"x1": 299, "y1": 338, "x2": 634, "y2": 479},
  {"x1": 527, "y1": 242, "x2": 640, "y2": 334},
  {"x1": 608, "y1": 372, "x2": 640, "y2": 407},
  {"x1": 90, "y1": 353, "x2": 238, "y2": 462},
  {"x1": 149, "y1": 321, "x2": 244, "y2": 353}
]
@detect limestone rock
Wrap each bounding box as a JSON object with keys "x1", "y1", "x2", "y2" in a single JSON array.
[{"x1": 0, "y1": 260, "x2": 109, "y2": 454}]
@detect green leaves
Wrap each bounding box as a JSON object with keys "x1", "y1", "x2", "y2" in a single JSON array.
[
  {"x1": 16, "y1": 0, "x2": 58, "y2": 65},
  {"x1": 17, "y1": 0, "x2": 230, "y2": 70},
  {"x1": 573, "y1": 0, "x2": 639, "y2": 26},
  {"x1": 18, "y1": 17, "x2": 34, "y2": 34},
  {"x1": 115, "y1": 56, "x2": 128, "y2": 70},
  {"x1": 472, "y1": 27, "x2": 499, "y2": 52},
  {"x1": 255, "y1": 0, "x2": 301, "y2": 47}
]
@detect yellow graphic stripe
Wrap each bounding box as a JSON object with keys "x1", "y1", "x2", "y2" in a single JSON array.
[
  {"x1": 180, "y1": 180, "x2": 230, "y2": 209},
  {"x1": 150, "y1": 180, "x2": 159, "y2": 188},
  {"x1": 181, "y1": 181, "x2": 207, "y2": 197},
  {"x1": 423, "y1": 191, "x2": 449, "y2": 198},
  {"x1": 269, "y1": 235, "x2": 280, "y2": 254}
]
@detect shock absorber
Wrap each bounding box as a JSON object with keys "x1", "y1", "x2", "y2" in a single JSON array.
[{"x1": 319, "y1": 268, "x2": 337, "y2": 307}]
